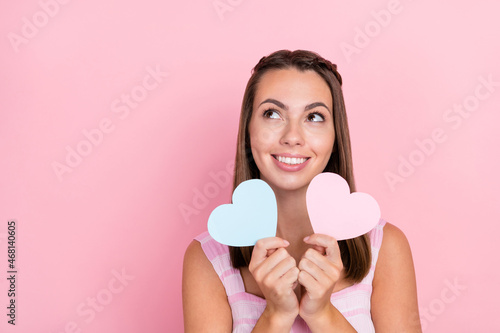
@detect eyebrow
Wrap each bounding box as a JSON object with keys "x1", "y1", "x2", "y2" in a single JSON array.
[
  {"x1": 259, "y1": 98, "x2": 331, "y2": 113},
  {"x1": 305, "y1": 102, "x2": 331, "y2": 113}
]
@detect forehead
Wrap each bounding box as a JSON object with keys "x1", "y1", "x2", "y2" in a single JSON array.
[{"x1": 254, "y1": 68, "x2": 332, "y2": 108}]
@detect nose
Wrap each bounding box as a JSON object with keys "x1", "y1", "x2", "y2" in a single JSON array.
[{"x1": 280, "y1": 121, "x2": 305, "y2": 146}]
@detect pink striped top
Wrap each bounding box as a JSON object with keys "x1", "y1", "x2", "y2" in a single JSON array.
[{"x1": 195, "y1": 218, "x2": 386, "y2": 332}]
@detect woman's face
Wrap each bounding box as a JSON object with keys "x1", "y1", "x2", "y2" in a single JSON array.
[{"x1": 248, "y1": 68, "x2": 335, "y2": 193}]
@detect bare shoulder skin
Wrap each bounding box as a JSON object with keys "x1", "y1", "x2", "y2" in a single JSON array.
[
  {"x1": 371, "y1": 222, "x2": 422, "y2": 332},
  {"x1": 182, "y1": 240, "x2": 232, "y2": 332}
]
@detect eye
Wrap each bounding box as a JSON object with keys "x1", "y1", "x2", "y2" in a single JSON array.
[
  {"x1": 306, "y1": 112, "x2": 325, "y2": 122},
  {"x1": 263, "y1": 109, "x2": 281, "y2": 119}
]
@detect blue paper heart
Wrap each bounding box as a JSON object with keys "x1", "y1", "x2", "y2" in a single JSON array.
[{"x1": 207, "y1": 179, "x2": 277, "y2": 246}]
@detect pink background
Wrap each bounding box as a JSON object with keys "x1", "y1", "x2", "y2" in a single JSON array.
[{"x1": 1, "y1": 0, "x2": 499, "y2": 332}]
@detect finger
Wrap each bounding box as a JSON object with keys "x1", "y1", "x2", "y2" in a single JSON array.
[
  {"x1": 271, "y1": 268, "x2": 299, "y2": 301},
  {"x1": 303, "y1": 234, "x2": 340, "y2": 258},
  {"x1": 282, "y1": 266, "x2": 300, "y2": 287},
  {"x1": 251, "y1": 247, "x2": 292, "y2": 278},
  {"x1": 297, "y1": 269, "x2": 317, "y2": 295},
  {"x1": 298, "y1": 257, "x2": 329, "y2": 284},
  {"x1": 252, "y1": 237, "x2": 290, "y2": 262},
  {"x1": 302, "y1": 247, "x2": 342, "y2": 277},
  {"x1": 267, "y1": 248, "x2": 278, "y2": 257},
  {"x1": 311, "y1": 245, "x2": 326, "y2": 255},
  {"x1": 303, "y1": 247, "x2": 329, "y2": 268},
  {"x1": 264, "y1": 255, "x2": 297, "y2": 282}
]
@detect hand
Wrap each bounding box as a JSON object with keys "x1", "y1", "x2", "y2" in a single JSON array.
[
  {"x1": 298, "y1": 234, "x2": 343, "y2": 321},
  {"x1": 249, "y1": 237, "x2": 300, "y2": 323}
]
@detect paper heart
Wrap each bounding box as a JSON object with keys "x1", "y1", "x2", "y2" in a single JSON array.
[
  {"x1": 208, "y1": 179, "x2": 277, "y2": 246},
  {"x1": 306, "y1": 172, "x2": 381, "y2": 240}
]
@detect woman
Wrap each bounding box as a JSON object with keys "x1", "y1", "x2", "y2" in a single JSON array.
[{"x1": 183, "y1": 50, "x2": 421, "y2": 332}]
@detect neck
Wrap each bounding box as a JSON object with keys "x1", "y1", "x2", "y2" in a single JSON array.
[{"x1": 274, "y1": 187, "x2": 314, "y2": 245}]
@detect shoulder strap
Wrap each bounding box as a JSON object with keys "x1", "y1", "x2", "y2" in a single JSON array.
[
  {"x1": 368, "y1": 218, "x2": 386, "y2": 268},
  {"x1": 195, "y1": 232, "x2": 246, "y2": 297}
]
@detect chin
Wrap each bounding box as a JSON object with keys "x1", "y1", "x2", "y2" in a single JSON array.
[{"x1": 266, "y1": 177, "x2": 311, "y2": 193}]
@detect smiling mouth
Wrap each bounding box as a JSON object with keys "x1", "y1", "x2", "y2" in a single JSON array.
[{"x1": 272, "y1": 155, "x2": 309, "y2": 165}]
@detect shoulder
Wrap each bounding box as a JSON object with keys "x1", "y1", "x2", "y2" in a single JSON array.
[
  {"x1": 183, "y1": 235, "x2": 228, "y2": 284},
  {"x1": 374, "y1": 222, "x2": 414, "y2": 281},
  {"x1": 191, "y1": 231, "x2": 231, "y2": 264},
  {"x1": 371, "y1": 222, "x2": 422, "y2": 331},
  {"x1": 183, "y1": 239, "x2": 209, "y2": 269},
  {"x1": 380, "y1": 222, "x2": 412, "y2": 255},
  {"x1": 183, "y1": 239, "x2": 216, "y2": 288},
  {"x1": 182, "y1": 239, "x2": 233, "y2": 332}
]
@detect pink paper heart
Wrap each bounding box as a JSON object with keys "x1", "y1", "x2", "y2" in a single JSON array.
[{"x1": 306, "y1": 172, "x2": 381, "y2": 240}]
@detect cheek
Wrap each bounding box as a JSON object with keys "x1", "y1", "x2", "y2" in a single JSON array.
[
  {"x1": 250, "y1": 126, "x2": 279, "y2": 150},
  {"x1": 316, "y1": 141, "x2": 334, "y2": 159},
  {"x1": 307, "y1": 128, "x2": 335, "y2": 155}
]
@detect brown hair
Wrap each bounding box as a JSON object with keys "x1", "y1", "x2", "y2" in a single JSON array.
[{"x1": 229, "y1": 49, "x2": 371, "y2": 283}]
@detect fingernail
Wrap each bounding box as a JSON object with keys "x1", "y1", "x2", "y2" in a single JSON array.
[
  {"x1": 303, "y1": 236, "x2": 310, "y2": 242},
  {"x1": 283, "y1": 240, "x2": 290, "y2": 246}
]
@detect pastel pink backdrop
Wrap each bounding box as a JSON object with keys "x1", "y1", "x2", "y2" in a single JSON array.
[{"x1": 1, "y1": 0, "x2": 499, "y2": 332}]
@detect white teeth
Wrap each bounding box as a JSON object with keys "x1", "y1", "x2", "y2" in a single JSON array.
[{"x1": 276, "y1": 156, "x2": 307, "y2": 165}]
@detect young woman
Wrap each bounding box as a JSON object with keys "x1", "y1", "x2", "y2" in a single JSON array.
[{"x1": 183, "y1": 50, "x2": 421, "y2": 332}]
